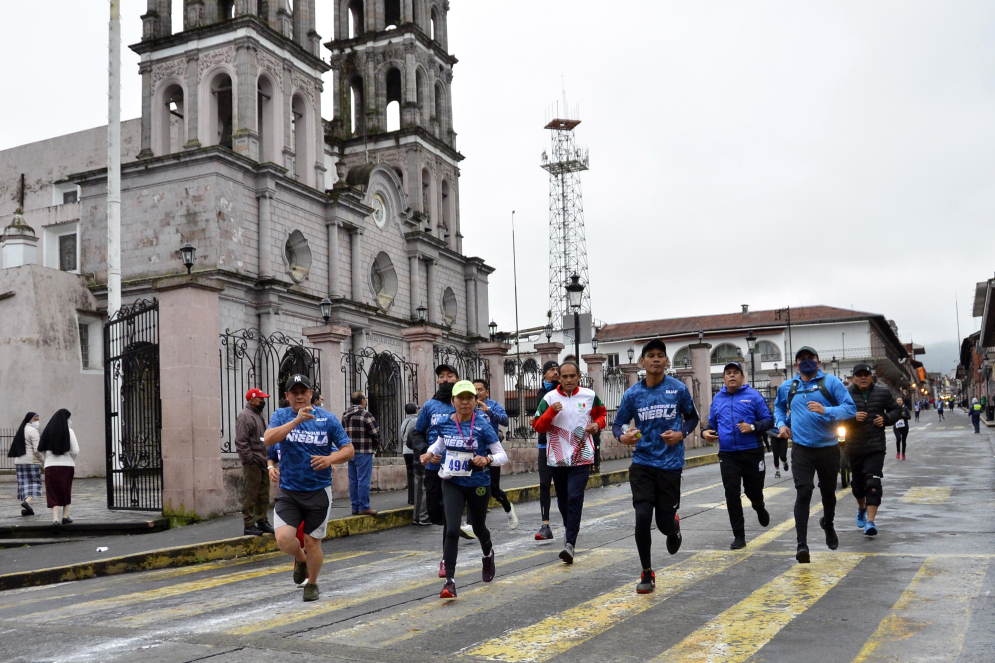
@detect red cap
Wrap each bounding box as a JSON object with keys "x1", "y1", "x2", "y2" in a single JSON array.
[{"x1": 245, "y1": 388, "x2": 270, "y2": 400}]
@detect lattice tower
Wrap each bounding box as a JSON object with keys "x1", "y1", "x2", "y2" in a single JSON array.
[{"x1": 541, "y1": 117, "x2": 591, "y2": 325}]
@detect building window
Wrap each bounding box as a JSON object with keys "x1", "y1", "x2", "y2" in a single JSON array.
[
  {"x1": 369, "y1": 251, "x2": 398, "y2": 311},
  {"x1": 284, "y1": 230, "x2": 312, "y2": 283},
  {"x1": 756, "y1": 340, "x2": 782, "y2": 362},
  {"x1": 710, "y1": 343, "x2": 743, "y2": 365},
  {"x1": 606, "y1": 353, "x2": 619, "y2": 368},
  {"x1": 673, "y1": 346, "x2": 691, "y2": 367},
  {"x1": 62, "y1": 190, "x2": 78, "y2": 204},
  {"x1": 441, "y1": 287, "x2": 457, "y2": 327},
  {"x1": 79, "y1": 323, "x2": 89, "y2": 369},
  {"x1": 59, "y1": 233, "x2": 77, "y2": 272}
]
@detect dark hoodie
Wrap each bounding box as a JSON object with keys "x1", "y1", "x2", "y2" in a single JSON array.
[{"x1": 410, "y1": 383, "x2": 456, "y2": 462}]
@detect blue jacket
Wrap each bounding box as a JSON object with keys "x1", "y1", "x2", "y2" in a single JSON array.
[
  {"x1": 773, "y1": 370, "x2": 857, "y2": 448},
  {"x1": 412, "y1": 397, "x2": 456, "y2": 470},
  {"x1": 479, "y1": 398, "x2": 509, "y2": 438},
  {"x1": 707, "y1": 384, "x2": 773, "y2": 453}
]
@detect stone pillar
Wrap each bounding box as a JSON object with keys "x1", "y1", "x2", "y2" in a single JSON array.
[
  {"x1": 155, "y1": 275, "x2": 225, "y2": 519},
  {"x1": 303, "y1": 324, "x2": 351, "y2": 417},
  {"x1": 535, "y1": 341, "x2": 564, "y2": 368},
  {"x1": 769, "y1": 369, "x2": 786, "y2": 392},
  {"x1": 425, "y1": 259, "x2": 438, "y2": 324},
  {"x1": 233, "y1": 45, "x2": 260, "y2": 160},
  {"x1": 403, "y1": 326, "x2": 443, "y2": 405},
  {"x1": 257, "y1": 192, "x2": 272, "y2": 279},
  {"x1": 477, "y1": 342, "x2": 511, "y2": 404},
  {"x1": 582, "y1": 353, "x2": 606, "y2": 395},
  {"x1": 621, "y1": 363, "x2": 642, "y2": 389},
  {"x1": 676, "y1": 367, "x2": 701, "y2": 448},
  {"x1": 327, "y1": 220, "x2": 340, "y2": 298},
  {"x1": 184, "y1": 53, "x2": 201, "y2": 148},
  {"x1": 350, "y1": 227, "x2": 364, "y2": 303},
  {"x1": 689, "y1": 342, "x2": 713, "y2": 427},
  {"x1": 464, "y1": 276, "x2": 477, "y2": 337},
  {"x1": 409, "y1": 255, "x2": 421, "y2": 319},
  {"x1": 139, "y1": 64, "x2": 153, "y2": 157}
]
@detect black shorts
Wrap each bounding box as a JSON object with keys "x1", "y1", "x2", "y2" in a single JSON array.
[
  {"x1": 274, "y1": 487, "x2": 332, "y2": 540},
  {"x1": 847, "y1": 451, "x2": 885, "y2": 481},
  {"x1": 629, "y1": 463, "x2": 682, "y2": 509}
]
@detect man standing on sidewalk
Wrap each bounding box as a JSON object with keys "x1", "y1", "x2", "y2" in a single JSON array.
[
  {"x1": 774, "y1": 347, "x2": 856, "y2": 564},
  {"x1": 236, "y1": 388, "x2": 275, "y2": 536},
  {"x1": 970, "y1": 398, "x2": 983, "y2": 433},
  {"x1": 342, "y1": 392, "x2": 381, "y2": 516}
]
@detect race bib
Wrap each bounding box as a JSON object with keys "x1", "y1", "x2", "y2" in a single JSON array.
[
  {"x1": 895, "y1": 420, "x2": 905, "y2": 428},
  {"x1": 439, "y1": 450, "x2": 474, "y2": 478}
]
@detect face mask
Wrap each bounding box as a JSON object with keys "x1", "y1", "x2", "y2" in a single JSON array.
[
  {"x1": 29, "y1": 421, "x2": 40, "y2": 430},
  {"x1": 798, "y1": 359, "x2": 818, "y2": 374}
]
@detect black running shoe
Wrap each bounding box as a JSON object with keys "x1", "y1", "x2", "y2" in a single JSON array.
[
  {"x1": 535, "y1": 524, "x2": 554, "y2": 541},
  {"x1": 302, "y1": 583, "x2": 319, "y2": 602},
  {"x1": 666, "y1": 515, "x2": 682, "y2": 555},
  {"x1": 440, "y1": 580, "x2": 457, "y2": 599},
  {"x1": 636, "y1": 569, "x2": 655, "y2": 594},
  {"x1": 783, "y1": 461, "x2": 789, "y2": 472},
  {"x1": 730, "y1": 536, "x2": 746, "y2": 550},
  {"x1": 757, "y1": 507, "x2": 770, "y2": 528},
  {"x1": 820, "y1": 517, "x2": 839, "y2": 550},
  {"x1": 293, "y1": 559, "x2": 308, "y2": 585},
  {"x1": 482, "y1": 550, "x2": 496, "y2": 583},
  {"x1": 796, "y1": 544, "x2": 811, "y2": 564}
]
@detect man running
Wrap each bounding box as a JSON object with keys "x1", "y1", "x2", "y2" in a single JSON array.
[
  {"x1": 613, "y1": 339, "x2": 699, "y2": 594},
  {"x1": 702, "y1": 361, "x2": 773, "y2": 549},
  {"x1": 533, "y1": 361, "x2": 560, "y2": 541},
  {"x1": 474, "y1": 379, "x2": 518, "y2": 529},
  {"x1": 774, "y1": 347, "x2": 856, "y2": 564},
  {"x1": 533, "y1": 361, "x2": 605, "y2": 564},
  {"x1": 264, "y1": 374, "x2": 354, "y2": 601},
  {"x1": 937, "y1": 400, "x2": 945, "y2": 421},
  {"x1": 844, "y1": 364, "x2": 901, "y2": 536},
  {"x1": 913, "y1": 401, "x2": 920, "y2": 422},
  {"x1": 893, "y1": 397, "x2": 910, "y2": 460}
]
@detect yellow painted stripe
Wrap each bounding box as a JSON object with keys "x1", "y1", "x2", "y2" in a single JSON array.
[
  {"x1": 319, "y1": 548, "x2": 623, "y2": 648},
  {"x1": 655, "y1": 553, "x2": 864, "y2": 662},
  {"x1": 900, "y1": 487, "x2": 952, "y2": 504},
  {"x1": 226, "y1": 550, "x2": 548, "y2": 635},
  {"x1": 852, "y1": 556, "x2": 989, "y2": 663},
  {"x1": 464, "y1": 551, "x2": 749, "y2": 662},
  {"x1": 693, "y1": 485, "x2": 791, "y2": 510}
]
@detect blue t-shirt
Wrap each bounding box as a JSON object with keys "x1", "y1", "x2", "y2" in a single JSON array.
[
  {"x1": 415, "y1": 398, "x2": 456, "y2": 471},
  {"x1": 433, "y1": 413, "x2": 500, "y2": 488},
  {"x1": 480, "y1": 399, "x2": 509, "y2": 438},
  {"x1": 267, "y1": 406, "x2": 352, "y2": 492},
  {"x1": 612, "y1": 376, "x2": 698, "y2": 472},
  {"x1": 267, "y1": 443, "x2": 281, "y2": 463}
]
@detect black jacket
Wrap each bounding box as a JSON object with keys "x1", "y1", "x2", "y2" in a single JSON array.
[
  {"x1": 534, "y1": 381, "x2": 559, "y2": 448},
  {"x1": 845, "y1": 383, "x2": 902, "y2": 455},
  {"x1": 892, "y1": 404, "x2": 911, "y2": 432}
]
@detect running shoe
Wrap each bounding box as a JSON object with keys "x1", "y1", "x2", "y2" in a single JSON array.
[
  {"x1": 636, "y1": 569, "x2": 656, "y2": 594},
  {"x1": 774, "y1": 470, "x2": 781, "y2": 478},
  {"x1": 901, "y1": 454, "x2": 906, "y2": 460},
  {"x1": 896, "y1": 453, "x2": 901, "y2": 460},
  {"x1": 535, "y1": 524, "x2": 554, "y2": 541},
  {"x1": 820, "y1": 517, "x2": 839, "y2": 550},
  {"x1": 293, "y1": 559, "x2": 309, "y2": 585},
  {"x1": 730, "y1": 536, "x2": 746, "y2": 550},
  {"x1": 302, "y1": 583, "x2": 319, "y2": 602},
  {"x1": 438, "y1": 559, "x2": 446, "y2": 578},
  {"x1": 559, "y1": 542, "x2": 575, "y2": 564},
  {"x1": 783, "y1": 461, "x2": 789, "y2": 472},
  {"x1": 507, "y1": 503, "x2": 519, "y2": 530},
  {"x1": 864, "y1": 521, "x2": 878, "y2": 536},
  {"x1": 482, "y1": 550, "x2": 496, "y2": 582},
  {"x1": 666, "y1": 515, "x2": 682, "y2": 555},
  {"x1": 856, "y1": 508, "x2": 867, "y2": 528},
  {"x1": 459, "y1": 524, "x2": 477, "y2": 540},
  {"x1": 757, "y1": 507, "x2": 770, "y2": 527},
  {"x1": 796, "y1": 543, "x2": 811, "y2": 564},
  {"x1": 440, "y1": 580, "x2": 457, "y2": 599}
]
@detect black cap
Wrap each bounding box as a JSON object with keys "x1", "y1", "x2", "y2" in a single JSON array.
[
  {"x1": 641, "y1": 338, "x2": 668, "y2": 358},
  {"x1": 852, "y1": 362, "x2": 874, "y2": 375},
  {"x1": 542, "y1": 360, "x2": 559, "y2": 375},
  {"x1": 794, "y1": 345, "x2": 819, "y2": 359},
  {"x1": 722, "y1": 361, "x2": 745, "y2": 374},
  {"x1": 435, "y1": 364, "x2": 459, "y2": 378},
  {"x1": 285, "y1": 374, "x2": 312, "y2": 392}
]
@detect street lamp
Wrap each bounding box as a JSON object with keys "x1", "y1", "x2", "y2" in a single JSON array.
[
  {"x1": 746, "y1": 330, "x2": 757, "y2": 385},
  {"x1": 180, "y1": 242, "x2": 196, "y2": 274},
  {"x1": 565, "y1": 274, "x2": 584, "y2": 362},
  {"x1": 831, "y1": 355, "x2": 839, "y2": 377},
  {"x1": 489, "y1": 320, "x2": 498, "y2": 341},
  {"x1": 627, "y1": 345, "x2": 635, "y2": 364},
  {"x1": 416, "y1": 302, "x2": 428, "y2": 324},
  {"x1": 544, "y1": 320, "x2": 553, "y2": 342},
  {"x1": 591, "y1": 335, "x2": 599, "y2": 352},
  {"x1": 319, "y1": 298, "x2": 332, "y2": 324}
]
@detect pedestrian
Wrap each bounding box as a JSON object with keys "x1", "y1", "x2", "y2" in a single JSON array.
[
  {"x1": 264, "y1": 373, "x2": 354, "y2": 602},
  {"x1": 701, "y1": 361, "x2": 773, "y2": 550},
  {"x1": 893, "y1": 397, "x2": 911, "y2": 460},
  {"x1": 37, "y1": 409, "x2": 79, "y2": 526},
  {"x1": 420, "y1": 380, "x2": 507, "y2": 598},
  {"x1": 769, "y1": 415, "x2": 789, "y2": 479},
  {"x1": 533, "y1": 361, "x2": 605, "y2": 563},
  {"x1": 410, "y1": 364, "x2": 460, "y2": 578},
  {"x1": 406, "y1": 403, "x2": 432, "y2": 526},
  {"x1": 913, "y1": 401, "x2": 920, "y2": 422},
  {"x1": 342, "y1": 392, "x2": 381, "y2": 516},
  {"x1": 970, "y1": 398, "x2": 983, "y2": 434},
  {"x1": 533, "y1": 360, "x2": 560, "y2": 542},
  {"x1": 311, "y1": 391, "x2": 324, "y2": 408},
  {"x1": 400, "y1": 402, "x2": 419, "y2": 506},
  {"x1": 235, "y1": 388, "x2": 275, "y2": 536},
  {"x1": 473, "y1": 379, "x2": 518, "y2": 529},
  {"x1": 844, "y1": 365, "x2": 901, "y2": 537},
  {"x1": 773, "y1": 347, "x2": 856, "y2": 564},
  {"x1": 937, "y1": 400, "x2": 944, "y2": 421},
  {"x1": 613, "y1": 339, "x2": 700, "y2": 594},
  {"x1": 8, "y1": 412, "x2": 43, "y2": 516}
]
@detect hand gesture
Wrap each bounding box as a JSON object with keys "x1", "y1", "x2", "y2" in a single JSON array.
[
  {"x1": 551, "y1": 402, "x2": 563, "y2": 413},
  {"x1": 807, "y1": 401, "x2": 825, "y2": 415},
  {"x1": 476, "y1": 400, "x2": 490, "y2": 413},
  {"x1": 702, "y1": 429, "x2": 719, "y2": 443},
  {"x1": 296, "y1": 405, "x2": 315, "y2": 423},
  {"x1": 873, "y1": 415, "x2": 885, "y2": 427},
  {"x1": 620, "y1": 427, "x2": 642, "y2": 445},
  {"x1": 268, "y1": 466, "x2": 280, "y2": 483},
  {"x1": 737, "y1": 422, "x2": 753, "y2": 433},
  {"x1": 472, "y1": 455, "x2": 490, "y2": 467},
  {"x1": 661, "y1": 430, "x2": 684, "y2": 446},
  {"x1": 310, "y1": 455, "x2": 333, "y2": 470},
  {"x1": 420, "y1": 452, "x2": 442, "y2": 466},
  {"x1": 855, "y1": 412, "x2": 867, "y2": 422},
  {"x1": 585, "y1": 422, "x2": 600, "y2": 435},
  {"x1": 778, "y1": 426, "x2": 791, "y2": 439}
]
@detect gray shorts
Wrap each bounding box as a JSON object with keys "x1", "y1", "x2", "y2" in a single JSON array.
[{"x1": 273, "y1": 486, "x2": 332, "y2": 540}]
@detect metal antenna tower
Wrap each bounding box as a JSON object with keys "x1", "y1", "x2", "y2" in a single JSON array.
[{"x1": 541, "y1": 105, "x2": 591, "y2": 325}]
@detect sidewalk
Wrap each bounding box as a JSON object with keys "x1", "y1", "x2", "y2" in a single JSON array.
[{"x1": 0, "y1": 445, "x2": 719, "y2": 585}]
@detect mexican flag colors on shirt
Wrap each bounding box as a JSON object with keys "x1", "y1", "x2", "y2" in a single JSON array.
[{"x1": 534, "y1": 386, "x2": 607, "y2": 467}]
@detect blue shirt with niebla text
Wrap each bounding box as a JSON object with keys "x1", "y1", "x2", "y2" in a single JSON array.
[
  {"x1": 268, "y1": 407, "x2": 352, "y2": 492},
  {"x1": 267, "y1": 443, "x2": 281, "y2": 463},
  {"x1": 612, "y1": 376, "x2": 699, "y2": 472},
  {"x1": 414, "y1": 399, "x2": 456, "y2": 471},
  {"x1": 433, "y1": 413, "x2": 500, "y2": 488}
]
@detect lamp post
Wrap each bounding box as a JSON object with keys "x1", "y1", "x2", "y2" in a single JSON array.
[
  {"x1": 746, "y1": 330, "x2": 757, "y2": 385},
  {"x1": 831, "y1": 356, "x2": 839, "y2": 377},
  {"x1": 627, "y1": 345, "x2": 635, "y2": 364},
  {"x1": 544, "y1": 320, "x2": 553, "y2": 342},
  {"x1": 591, "y1": 335, "x2": 599, "y2": 352},
  {"x1": 565, "y1": 274, "x2": 584, "y2": 362},
  {"x1": 416, "y1": 303, "x2": 428, "y2": 324},
  {"x1": 489, "y1": 320, "x2": 498, "y2": 341},
  {"x1": 180, "y1": 242, "x2": 196, "y2": 274},
  {"x1": 319, "y1": 298, "x2": 332, "y2": 324}
]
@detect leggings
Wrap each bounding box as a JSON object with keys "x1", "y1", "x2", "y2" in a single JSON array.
[
  {"x1": 538, "y1": 447, "x2": 552, "y2": 522},
  {"x1": 894, "y1": 428, "x2": 908, "y2": 455},
  {"x1": 770, "y1": 438, "x2": 788, "y2": 469},
  {"x1": 490, "y1": 466, "x2": 512, "y2": 512},
  {"x1": 791, "y1": 445, "x2": 839, "y2": 546},
  {"x1": 442, "y1": 481, "x2": 492, "y2": 581},
  {"x1": 634, "y1": 503, "x2": 678, "y2": 570}
]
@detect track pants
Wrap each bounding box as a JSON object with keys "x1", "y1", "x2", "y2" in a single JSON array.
[
  {"x1": 538, "y1": 447, "x2": 552, "y2": 521},
  {"x1": 441, "y1": 481, "x2": 492, "y2": 581},
  {"x1": 719, "y1": 450, "x2": 766, "y2": 538},
  {"x1": 551, "y1": 465, "x2": 591, "y2": 546}
]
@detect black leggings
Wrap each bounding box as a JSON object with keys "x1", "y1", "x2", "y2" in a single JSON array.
[
  {"x1": 538, "y1": 447, "x2": 552, "y2": 521},
  {"x1": 634, "y1": 502, "x2": 678, "y2": 570},
  {"x1": 490, "y1": 466, "x2": 511, "y2": 512},
  {"x1": 770, "y1": 438, "x2": 788, "y2": 469},
  {"x1": 791, "y1": 445, "x2": 839, "y2": 546},
  {"x1": 442, "y1": 481, "x2": 492, "y2": 581},
  {"x1": 894, "y1": 428, "x2": 908, "y2": 455}
]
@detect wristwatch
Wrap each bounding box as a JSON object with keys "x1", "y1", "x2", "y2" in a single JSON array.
[
  {"x1": 750, "y1": 424, "x2": 755, "y2": 432},
  {"x1": 486, "y1": 454, "x2": 494, "y2": 465}
]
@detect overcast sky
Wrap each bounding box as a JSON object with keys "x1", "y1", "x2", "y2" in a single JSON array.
[{"x1": 1, "y1": 1, "x2": 991, "y2": 374}]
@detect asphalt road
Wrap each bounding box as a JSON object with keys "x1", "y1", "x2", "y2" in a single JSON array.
[{"x1": 0, "y1": 413, "x2": 991, "y2": 663}]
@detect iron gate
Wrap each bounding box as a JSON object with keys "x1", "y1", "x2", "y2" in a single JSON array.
[
  {"x1": 435, "y1": 344, "x2": 489, "y2": 382},
  {"x1": 603, "y1": 365, "x2": 626, "y2": 429},
  {"x1": 220, "y1": 329, "x2": 321, "y2": 454},
  {"x1": 503, "y1": 357, "x2": 543, "y2": 439},
  {"x1": 104, "y1": 299, "x2": 162, "y2": 511},
  {"x1": 342, "y1": 348, "x2": 418, "y2": 456}
]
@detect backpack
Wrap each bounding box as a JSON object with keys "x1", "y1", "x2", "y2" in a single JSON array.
[{"x1": 785, "y1": 376, "x2": 837, "y2": 413}]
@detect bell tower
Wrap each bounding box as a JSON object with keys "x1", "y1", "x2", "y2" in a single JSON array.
[
  {"x1": 326, "y1": 0, "x2": 462, "y2": 251},
  {"x1": 132, "y1": 0, "x2": 330, "y2": 188}
]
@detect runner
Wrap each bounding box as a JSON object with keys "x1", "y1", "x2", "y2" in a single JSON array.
[
  {"x1": 473, "y1": 379, "x2": 519, "y2": 529},
  {"x1": 769, "y1": 420, "x2": 789, "y2": 478},
  {"x1": 533, "y1": 361, "x2": 560, "y2": 541},
  {"x1": 893, "y1": 397, "x2": 911, "y2": 460},
  {"x1": 420, "y1": 380, "x2": 507, "y2": 598},
  {"x1": 913, "y1": 401, "x2": 920, "y2": 422},
  {"x1": 410, "y1": 364, "x2": 460, "y2": 579},
  {"x1": 773, "y1": 347, "x2": 856, "y2": 564},
  {"x1": 532, "y1": 361, "x2": 605, "y2": 564},
  {"x1": 844, "y1": 364, "x2": 901, "y2": 536},
  {"x1": 701, "y1": 361, "x2": 773, "y2": 550},
  {"x1": 264, "y1": 374, "x2": 354, "y2": 601},
  {"x1": 612, "y1": 339, "x2": 699, "y2": 594},
  {"x1": 937, "y1": 400, "x2": 945, "y2": 421}
]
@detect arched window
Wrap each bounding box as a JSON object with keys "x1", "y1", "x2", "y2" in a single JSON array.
[
  {"x1": 291, "y1": 93, "x2": 309, "y2": 182},
  {"x1": 440, "y1": 179, "x2": 451, "y2": 237},
  {"x1": 434, "y1": 82, "x2": 445, "y2": 133},
  {"x1": 442, "y1": 287, "x2": 457, "y2": 327},
  {"x1": 385, "y1": 67, "x2": 402, "y2": 132},
  {"x1": 349, "y1": 76, "x2": 364, "y2": 135},
  {"x1": 348, "y1": 0, "x2": 363, "y2": 38},
  {"x1": 158, "y1": 83, "x2": 184, "y2": 155},
  {"x1": 385, "y1": 0, "x2": 401, "y2": 28},
  {"x1": 711, "y1": 343, "x2": 743, "y2": 366},
  {"x1": 430, "y1": 7, "x2": 437, "y2": 40},
  {"x1": 421, "y1": 167, "x2": 432, "y2": 223},
  {"x1": 415, "y1": 69, "x2": 426, "y2": 124},
  {"x1": 284, "y1": 230, "x2": 312, "y2": 283},
  {"x1": 208, "y1": 72, "x2": 233, "y2": 149},
  {"x1": 257, "y1": 75, "x2": 277, "y2": 163},
  {"x1": 672, "y1": 346, "x2": 691, "y2": 368},
  {"x1": 756, "y1": 340, "x2": 782, "y2": 362},
  {"x1": 219, "y1": 0, "x2": 234, "y2": 20}
]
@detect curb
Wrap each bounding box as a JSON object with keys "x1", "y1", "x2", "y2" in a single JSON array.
[{"x1": 0, "y1": 453, "x2": 720, "y2": 591}]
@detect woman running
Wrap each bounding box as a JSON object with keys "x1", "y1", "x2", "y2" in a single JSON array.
[{"x1": 421, "y1": 380, "x2": 507, "y2": 599}]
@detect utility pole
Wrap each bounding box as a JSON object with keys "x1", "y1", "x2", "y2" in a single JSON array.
[{"x1": 107, "y1": 0, "x2": 122, "y2": 316}]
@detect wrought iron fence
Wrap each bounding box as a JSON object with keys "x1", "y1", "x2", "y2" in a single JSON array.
[
  {"x1": 342, "y1": 348, "x2": 418, "y2": 456},
  {"x1": 435, "y1": 344, "x2": 489, "y2": 382},
  {"x1": 712, "y1": 376, "x2": 724, "y2": 396},
  {"x1": 503, "y1": 357, "x2": 542, "y2": 439},
  {"x1": 0, "y1": 429, "x2": 14, "y2": 471},
  {"x1": 752, "y1": 379, "x2": 773, "y2": 402},
  {"x1": 104, "y1": 298, "x2": 162, "y2": 511},
  {"x1": 220, "y1": 329, "x2": 322, "y2": 454},
  {"x1": 603, "y1": 365, "x2": 626, "y2": 429}
]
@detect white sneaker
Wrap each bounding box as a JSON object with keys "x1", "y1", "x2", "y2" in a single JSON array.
[
  {"x1": 459, "y1": 524, "x2": 477, "y2": 540},
  {"x1": 507, "y1": 503, "x2": 519, "y2": 530}
]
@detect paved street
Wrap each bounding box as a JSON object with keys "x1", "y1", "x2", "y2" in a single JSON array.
[{"x1": 0, "y1": 413, "x2": 991, "y2": 663}]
